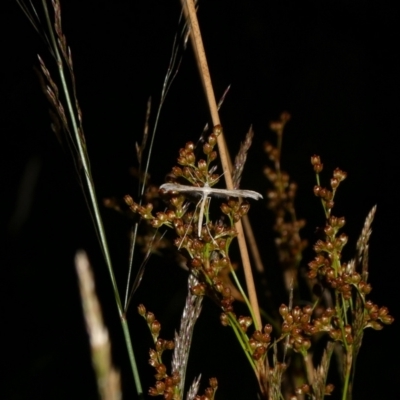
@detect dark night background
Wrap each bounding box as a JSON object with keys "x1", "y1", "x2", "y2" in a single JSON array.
[{"x1": 1, "y1": 1, "x2": 399, "y2": 399}]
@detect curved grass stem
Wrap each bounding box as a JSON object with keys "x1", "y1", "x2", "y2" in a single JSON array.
[{"x1": 40, "y1": 1, "x2": 143, "y2": 396}]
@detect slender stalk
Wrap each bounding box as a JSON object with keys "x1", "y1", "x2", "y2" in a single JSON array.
[
  {"x1": 181, "y1": 0, "x2": 262, "y2": 331},
  {"x1": 228, "y1": 264, "x2": 258, "y2": 328},
  {"x1": 227, "y1": 313, "x2": 257, "y2": 373},
  {"x1": 40, "y1": 1, "x2": 143, "y2": 396}
]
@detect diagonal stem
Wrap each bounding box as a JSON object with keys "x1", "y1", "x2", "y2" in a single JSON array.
[
  {"x1": 181, "y1": 0, "x2": 262, "y2": 331},
  {"x1": 39, "y1": 1, "x2": 143, "y2": 396}
]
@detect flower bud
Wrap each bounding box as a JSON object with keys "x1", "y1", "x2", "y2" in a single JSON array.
[
  {"x1": 325, "y1": 384, "x2": 335, "y2": 394},
  {"x1": 279, "y1": 304, "x2": 289, "y2": 316},
  {"x1": 197, "y1": 159, "x2": 207, "y2": 171},
  {"x1": 172, "y1": 166, "x2": 182, "y2": 177},
  {"x1": 151, "y1": 320, "x2": 161, "y2": 335},
  {"x1": 333, "y1": 168, "x2": 347, "y2": 181},
  {"x1": 146, "y1": 312, "x2": 155, "y2": 324},
  {"x1": 330, "y1": 177, "x2": 339, "y2": 189},
  {"x1": 263, "y1": 324, "x2": 273, "y2": 334},
  {"x1": 220, "y1": 313, "x2": 230, "y2": 326},
  {"x1": 185, "y1": 142, "x2": 195, "y2": 151},
  {"x1": 209, "y1": 377, "x2": 218, "y2": 389},
  {"x1": 138, "y1": 304, "x2": 146, "y2": 316},
  {"x1": 155, "y1": 363, "x2": 167, "y2": 376},
  {"x1": 203, "y1": 142, "x2": 212, "y2": 155},
  {"x1": 155, "y1": 381, "x2": 165, "y2": 394},
  {"x1": 208, "y1": 133, "x2": 217, "y2": 146},
  {"x1": 209, "y1": 151, "x2": 218, "y2": 162},
  {"x1": 213, "y1": 125, "x2": 223, "y2": 137}
]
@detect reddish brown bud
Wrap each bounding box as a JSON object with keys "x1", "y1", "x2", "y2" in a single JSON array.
[
  {"x1": 329, "y1": 329, "x2": 341, "y2": 340},
  {"x1": 171, "y1": 372, "x2": 180, "y2": 385},
  {"x1": 381, "y1": 314, "x2": 394, "y2": 325},
  {"x1": 303, "y1": 305, "x2": 313, "y2": 315},
  {"x1": 164, "y1": 377, "x2": 173, "y2": 387},
  {"x1": 155, "y1": 338, "x2": 164, "y2": 351},
  {"x1": 325, "y1": 384, "x2": 335, "y2": 394},
  {"x1": 333, "y1": 168, "x2": 347, "y2": 181},
  {"x1": 151, "y1": 320, "x2": 161, "y2": 335},
  {"x1": 311, "y1": 154, "x2": 322, "y2": 168},
  {"x1": 279, "y1": 304, "x2": 289, "y2": 316},
  {"x1": 203, "y1": 142, "x2": 212, "y2": 155},
  {"x1": 165, "y1": 340, "x2": 175, "y2": 350},
  {"x1": 155, "y1": 363, "x2": 167, "y2": 376},
  {"x1": 314, "y1": 185, "x2": 322, "y2": 197},
  {"x1": 190, "y1": 257, "x2": 202, "y2": 270},
  {"x1": 191, "y1": 283, "x2": 206, "y2": 296},
  {"x1": 138, "y1": 304, "x2": 146, "y2": 316},
  {"x1": 209, "y1": 377, "x2": 218, "y2": 389},
  {"x1": 239, "y1": 202, "x2": 250, "y2": 216},
  {"x1": 149, "y1": 348, "x2": 157, "y2": 360},
  {"x1": 221, "y1": 286, "x2": 231, "y2": 298},
  {"x1": 263, "y1": 324, "x2": 273, "y2": 334},
  {"x1": 185, "y1": 142, "x2": 195, "y2": 151},
  {"x1": 146, "y1": 312, "x2": 155, "y2": 324},
  {"x1": 148, "y1": 387, "x2": 159, "y2": 396},
  {"x1": 220, "y1": 313, "x2": 229, "y2": 326},
  {"x1": 208, "y1": 133, "x2": 218, "y2": 146},
  {"x1": 213, "y1": 125, "x2": 223, "y2": 137},
  {"x1": 330, "y1": 177, "x2": 339, "y2": 189},
  {"x1": 197, "y1": 159, "x2": 207, "y2": 171},
  {"x1": 252, "y1": 330, "x2": 262, "y2": 341},
  {"x1": 324, "y1": 225, "x2": 335, "y2": 236},
  {"x1": 155, "y1": 381, "x2": 165, "y2": 394},
  {"x1": 208, "y1": 151, "x2": 217, "y2": 162},
  {"x1": 314, "y1": 163, "x2": 323, "y2": 173},
  {"x1": 172, "y1": 166, "x2": 183, "y2": 177},
  {"x1": 325, "y1": 200, "x2": 334, "y2": 209},
  {"x1": 369, "y1": 321, "x2": 384, "y2": 330}
]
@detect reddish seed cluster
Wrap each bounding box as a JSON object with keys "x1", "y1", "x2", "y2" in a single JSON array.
[
  {"x1": 307, "y1": 156, "x2": 394, "y2": 353},
  {"x1": 264, "y1": 116, "x2": 307, "y2": 282},
  {"x1": 249, "y1": 324, "x2": 273, "y2": 360},
  {"x1": 138, "y1": 305, "x2": 179, "y2": 399},
  {"x1": 194, "y1": 377, "x2": 218, "y2": 400},
  {"x1": 311, "y1": 155, "x2": 347, "y2": 216},
  {"x1": 311, "y1": 154, "x2": 323, "y2": 173},
  {"x1": 148, "y1": 371, "x2": 180, "y2": 399},
  {"x1": 364, "y1": 300, "x2": 394, "y2": 330},
  {"x1": 279, "y1": 304, "x2": 313, "y2": 355}
]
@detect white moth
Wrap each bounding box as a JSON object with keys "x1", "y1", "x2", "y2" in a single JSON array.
[{"x1": 160, "y1": 182, "x2": 263, "y2": 237}]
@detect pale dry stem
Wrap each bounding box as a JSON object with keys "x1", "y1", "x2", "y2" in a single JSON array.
[
  {"x1": 181, "y1": 0, "x2": 262, "y2": 331},
  {"x1": 75, "y1": 251, "x2": 121, "y2": 400}
]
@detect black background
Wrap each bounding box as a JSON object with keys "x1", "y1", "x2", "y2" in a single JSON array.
[{"x1": 2, "y1": 1, "x2": 399, "y2": 399}]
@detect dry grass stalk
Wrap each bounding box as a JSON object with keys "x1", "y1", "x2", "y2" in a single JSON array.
[
  {"x1": 75, "y1": 251, "x2": 121, "y2": 400},
  {"x1": 181, "y1": 0, "x2": 262, "y2": 332},
  {"x1": 231, "y1": 126, "x2": 266, "y2": 272},
  {"x1": 232, "y1": 126, "x2": 254, "y2": 189},
  {"x1": 186, "y1": 375, "x2": 202, "y2": 400},
  {"x1": 172, "y1": 275, "x2": 203, "y2": 394},
  {"x1": 356, "y1": 204, "x2": 376, "y2": 281}
]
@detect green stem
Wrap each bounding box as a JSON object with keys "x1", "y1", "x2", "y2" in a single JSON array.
[
  {"x1": 342, "y1": 352, "x2": 352, "y2": 400},
  {"x1": 229, "y1": 264, "x2": 258, "y2": 329},
  {"x1": 315, "y1": 173, "x2": 328, "y2": 216},
  {"x1": 227, "y1": 313, "x2": 257, "y2": 372},
  {"x1": 41, "y1": 1, "x2": 143, "y2": 396}
]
